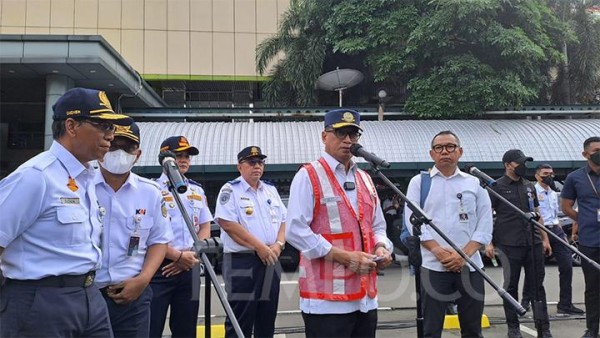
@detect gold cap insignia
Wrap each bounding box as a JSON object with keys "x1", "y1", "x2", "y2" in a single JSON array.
[
  {"x1": 250, "y1": 147, "x2": 259, "y2": 156},
  {"x1": 115, "y1": 125, "x2": 131, "y2": 134},
  {"x1": 342, "y1": 112, "x2": 355, "y2": 123},
  {"x1": 98, "y1": 91, "x2": 113, "y2": 110},
  {"x1": 179, "y1": 137, "x2": 190, "y2": 147}
]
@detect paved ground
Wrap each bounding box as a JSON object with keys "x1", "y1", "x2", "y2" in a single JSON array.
[{"x1": 165, "y1": 258, "x2": 589, "y2": 337}]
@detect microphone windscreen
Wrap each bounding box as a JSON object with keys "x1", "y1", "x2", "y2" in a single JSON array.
[
  {"x1": 349, "y1": 143, "x2": 362, "y2": 156},
  {"x1": 158, "y1": 150, "x2": 177, "y2": 165},
  {"x1": 463, "y1": 163, "x2": 475, "y2": 173}
]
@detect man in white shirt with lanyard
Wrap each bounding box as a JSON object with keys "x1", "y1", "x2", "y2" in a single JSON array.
[{"x1": 404, "y1": 130, "x2": 493, "y2": 338}]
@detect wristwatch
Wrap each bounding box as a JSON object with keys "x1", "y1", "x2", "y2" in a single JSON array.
[{"x1": 276, "y1": 240, "x2": 286, "y2": 250}]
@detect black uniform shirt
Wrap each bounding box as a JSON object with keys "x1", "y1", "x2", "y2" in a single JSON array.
[{"x1": 489, "y1": 175, "x2": 541, "y2": 246}]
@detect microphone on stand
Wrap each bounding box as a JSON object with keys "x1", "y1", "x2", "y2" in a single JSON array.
[
  {"x1": 350, "y1": 144, "x2": 391, "y2": 168},
  {"x1": 158, "y1": 151, "x2": 188, "y2": 194},
  {"x1": 464, "y1": 164, "x2": 497, "y2": 186}
]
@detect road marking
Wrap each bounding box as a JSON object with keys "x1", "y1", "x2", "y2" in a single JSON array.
[{"x1": 519, "y1": 324, "x2": 538, "y2": 337}]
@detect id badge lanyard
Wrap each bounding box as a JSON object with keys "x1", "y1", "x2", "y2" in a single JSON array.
[{"x1": 586, "y1": 173, "x2": 600, "y2": 223}]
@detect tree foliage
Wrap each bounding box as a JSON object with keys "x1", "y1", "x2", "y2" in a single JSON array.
[{"x1": 256, "y1": 0, "x2": 599, "y2": 117}]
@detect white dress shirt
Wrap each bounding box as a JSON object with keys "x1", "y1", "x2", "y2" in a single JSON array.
[
  {"x1": 215, "y1": 176, "x2": 287, "y2": 253},
  {"x1": 286, "y1": 152, "x2": 392, "y2": 314},
  {"x1": 94, "y1": 171, "x2": 172, "y2": 288},
  {"x1": 535, "y1": 182, "x2": 559, "y2": 226},
  {"x1": 404, "y1": 167, "x2": 493, "y2": 272},
  {"x1": 0, "y1": 141, "x2": 103, "y2": 279}
]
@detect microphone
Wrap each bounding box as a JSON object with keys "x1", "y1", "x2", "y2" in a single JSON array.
[
  {"x1": 158, "y1": 151, "x2": 188, "y2": 194},
  {"x1": 464, "y1": 164, "x2": 496, "y2": 186},
  {"x1": 349, "y1": 144, "x2": 391, "y2": 168}
]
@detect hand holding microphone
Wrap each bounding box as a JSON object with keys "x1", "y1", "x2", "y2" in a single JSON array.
[{"x1": 158, "y1": 151, "x2": 188, "y2": 193}]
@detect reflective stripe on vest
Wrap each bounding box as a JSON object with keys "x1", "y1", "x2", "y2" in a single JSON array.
[{"x1": 299, "y1": 159, "x2": 378, "y2": 301}]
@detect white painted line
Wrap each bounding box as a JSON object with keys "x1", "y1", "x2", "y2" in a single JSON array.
[
  {"x1": 274, "y1": 334, "x2": 286, "y2": 338},
  {"x1": 519, "y1": 324, "x2": 538, "y2": 337}
]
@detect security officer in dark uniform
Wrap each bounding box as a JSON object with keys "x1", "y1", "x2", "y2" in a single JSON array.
[
  {"x1": 485, "y1": 149, "x2": 553, "y2": 338},
  {"x1": 0, "y1": 87, "x2": 132, "y2": 337},
  {"x1": 149, "y1": 136, "x2": 213, "y2": 338},
  {"x1": 215, "y1": 146, "x2": 287, "y2": 338}
]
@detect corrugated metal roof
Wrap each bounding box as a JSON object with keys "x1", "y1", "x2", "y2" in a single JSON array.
[{"x1": 136, "y1": 119, "x2": 600, "y2": 167}]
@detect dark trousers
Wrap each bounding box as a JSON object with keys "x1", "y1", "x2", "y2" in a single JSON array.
[
  {"x1": 496, "y1": 243, "x2": 549, "y2": 329},
  {"x1": 302, "y1": 310, "x2": 378, "y2": 338},
  {"x1": 0, "y1": 283, "x2": 113, "y2": 337},
  {"x1": 420, "y1": 268, "x2": 485, "y2": 338},
  {"x1": 523, "y1": 225, "x2": 573, "y2": 307},
  {"x1": 580, "y1": 245, "x2": 600, "y2": 333},
  {"x1": 149, "y1": 261, "x2": 200, "y2": 338},
  {"x1": 102, "y1": 285, "x2": 153, "y2": 338},
  {"x1": 222, "y1": 252, "x2": 281, "y2": 338}
]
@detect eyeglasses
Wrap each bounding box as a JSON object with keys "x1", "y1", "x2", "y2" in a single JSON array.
[
  {"x1": 326, "y1": 128, "x2": 362, "y2": 142},
  {"x1": 78, "y1": 119, "x2": 116, "y2": 133},
  {"x1": 432, "y1": 143, "x2": 459, "y2": 153},
  {"x1": 243, "y1": 159, "x2": 265, "y2": 166}
]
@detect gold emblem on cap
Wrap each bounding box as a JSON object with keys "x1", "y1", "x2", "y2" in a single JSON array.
[
  {"x1": 250, "y1": 147, "x2": 259, "y2": 156},
  {"x1": 98, "y1": 91, "x2": 113, "y2": 110},
  {"x1": 115, "y1": 125, "x2": 131, "y2": 133},
  {"x1": 342, "y1": 112, "x2": 355, "y2": 122},
  {"x1": 179, "y1": 137, "x2": 190, "y2": 147}
]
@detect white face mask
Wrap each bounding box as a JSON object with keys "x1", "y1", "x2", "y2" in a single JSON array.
[{"x1": 100, "y1": 149, "x2": 137, "y2": 174}]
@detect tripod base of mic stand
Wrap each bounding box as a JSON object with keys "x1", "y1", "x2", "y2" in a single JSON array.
[{"x1": 443, "y1": 314, "x2": 490, "y2": 330}]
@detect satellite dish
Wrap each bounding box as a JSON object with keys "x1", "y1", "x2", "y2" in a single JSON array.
[{"x1": 316, "y1": 68, "x2": 364, "y2": 107}]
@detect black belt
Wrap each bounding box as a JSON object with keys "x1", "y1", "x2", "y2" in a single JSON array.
[{"x1": 6, "y1": 271, "x2": 96, "y2": 288}]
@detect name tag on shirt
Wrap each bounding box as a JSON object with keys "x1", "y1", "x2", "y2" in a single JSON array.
[
  {"x1": 321, "y1": 196, "x2": 342, "y2": 204},
  {"x1": 60, "y1": 197, "x2": 80, "y2": 205}
]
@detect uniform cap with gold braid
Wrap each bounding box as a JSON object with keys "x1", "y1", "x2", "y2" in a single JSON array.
[
  {"x1": 324, "y1": 109, "x2": 362, "y2": 130},
  {"x1": 52, "y1": 87, "x2": 132, "y2": 125},
  {"x1": 114, "y1": 122, "x2": 140, "y2": 144},
  {"x1": 237, "y1": 146, "x2": 267, "y2": 163},
  {"x1": 159, "y1": 136, "x2": 199, "y2": 155}
]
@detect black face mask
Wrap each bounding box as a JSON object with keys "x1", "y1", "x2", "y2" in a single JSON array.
[
  {"x1": 591, "y1": 152, "x2": 600, "y2": 166},
  {"x1": 514, "y1": 164, "x2": 527, "y2": 177},
  {"x1": 541, "y1": 176, "x2": 554, "y2": 186}
]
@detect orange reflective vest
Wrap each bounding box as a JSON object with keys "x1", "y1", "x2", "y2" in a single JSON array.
[{"x1": 298, "y1": 157, "x2": 378, "y2": 301}]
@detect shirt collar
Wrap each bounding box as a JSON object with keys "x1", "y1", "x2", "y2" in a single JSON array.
[
  {"x1": 429, "y1": 165, "x2": 465, "y2": 179},
  {"x1": 50, "y1": 141, "x2": 88, "y2": 179},
  {"x1": 534, "y1": 181, "x2": 550, "y2": 193},
  {"x1": 238, "y1": 175, "x2": 263, "y2": 192},
  {"x1": 93, "y1": 168, "x2": 137, "y2": 190},
  {"x1": 321, "y1": 151, "x2": 357, "y2": 174}
]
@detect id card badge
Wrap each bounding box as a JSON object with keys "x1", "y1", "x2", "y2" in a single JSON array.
[
  {"x1": 459, "y1": 212, "x2": 469, "y2": 223},
  {"x1": 127, "y1": 235, "x2": 140, "y2": 256}
]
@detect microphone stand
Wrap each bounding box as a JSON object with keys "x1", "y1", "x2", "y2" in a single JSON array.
[
  {"x1": 164, "y1": 171, "x2": 244, "y2": 338},
  {"x1": 480, "y1": 180, "x2": 600, "y2": 337},
  {"x1": 364, "y1": 162, "x2": 525, "y2": 338}
]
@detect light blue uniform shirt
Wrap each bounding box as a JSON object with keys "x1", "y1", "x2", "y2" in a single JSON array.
[
  {"x1": 404, "y1": 167, "x2": 493, "y2": 272},
  {"x1": 156, "y1": 173, "x2": 213, "y2": 250},
  {"x1": 215, "y1": 176, "x2": 287, "y2": 253},
  {"x1": 94, "y1": 171, "x2": 173, "y2": 288},
  {"x1": 285, "y1": 152, "x2": 392, "y2": 314},
  {"x1": 0, "y1": 141, "x2": 103, "y2": 280}
]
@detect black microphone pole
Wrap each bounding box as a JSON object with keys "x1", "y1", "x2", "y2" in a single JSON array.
[
  {"x1": 362, "y1": 162, "x2": 526, "y2": 338},
  {"x1": 163, "y1": 166, "x2": 244, "y2": 338}
]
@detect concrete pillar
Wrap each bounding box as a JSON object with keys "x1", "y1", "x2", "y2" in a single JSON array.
[{"x1": 44, "y1": 75, "x2": 73, "y2": 149}]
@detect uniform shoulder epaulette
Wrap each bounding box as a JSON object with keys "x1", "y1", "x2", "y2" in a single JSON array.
[
  {"x1": 262, "y1": 179, "x2": 275, "y2": 186},
  {"x1": 138, "y1": 176, "x2": 161, "y2": 189},
  {"x1": 188, "y1": 179, "x2": 202, "y2": 187},
  {"x1": 227, "y1": 179, "x2": 241, "y2": 185},
  {"x1": 32, "y1": 153, "x2": 57, "y2": 171}
]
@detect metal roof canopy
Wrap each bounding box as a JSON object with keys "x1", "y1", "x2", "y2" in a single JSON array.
[
  {"x1": 0, "y1": 34, "x2": 165, "y2": 108},
  {"x1": 134, "y1": 120, "x2": 596, "y2": 176}
]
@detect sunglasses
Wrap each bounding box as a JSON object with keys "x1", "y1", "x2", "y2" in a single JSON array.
[
  {"x1": 243, "y1": 158, "x2": 265, "y2": 166},
  {"x1": 76, "y1": 118, "x2": 116, "y2": 133}
]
